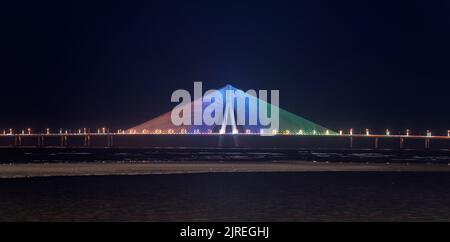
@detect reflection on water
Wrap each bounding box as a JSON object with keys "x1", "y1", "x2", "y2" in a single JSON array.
[
  {"x1": 0, "y1": 148, "x2": 450, "y2": 164},
  {"x1": 1, "y1": 172, "x2": 450, "y2": 221}
]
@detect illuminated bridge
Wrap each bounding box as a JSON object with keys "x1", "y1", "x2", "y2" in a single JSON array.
[{"x1": 0, "y1": 85, "x2": 449, "y2": 149}]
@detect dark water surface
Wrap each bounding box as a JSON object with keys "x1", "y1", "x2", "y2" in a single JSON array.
[
  {"x1": 1, "y1": 172, "x2": 450, "y2": 221},
  {"x1": 1, "y1": 147, "x2": 450, "y2": 164}
]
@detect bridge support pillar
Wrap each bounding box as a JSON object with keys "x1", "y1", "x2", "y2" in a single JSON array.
[
  {"x1": 107, "y1": 135, "x2": 113, "y2": 148},
  {"x1": 374, "y1": 138, "x2": 379, "y2": 149},
  {"x1": 14, "y1": 135, "x2": 22, "y2": 147},
  {"x1": 37, "y1": 135, "x2": 43, "y2": 147},
  {"x1": 400, "y1": 138, "x2": 404, "y2": 149},
  {"x1": 350, "y1": 137, "x2": 353, "y2": 149},
  {"x1": 425, "y1": 139, "x2": 430, "y2": 149},
  {"x1": 84, "y1": 135, "x2": 91, "y2": 147},
  {"x1": 61, "y1": 136, "x2": 68, "y2": 147}
]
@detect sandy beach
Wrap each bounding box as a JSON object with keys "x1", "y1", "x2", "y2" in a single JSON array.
[{"x1": 1, "y1": 161, "x2": 450, "y2": 178}]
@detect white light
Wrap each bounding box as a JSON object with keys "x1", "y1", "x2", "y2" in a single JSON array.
[
  {"x1": 272, "y1": 129, "x2": 278, "y2": 135},
  {"x1": 386, "y1": 129, "x2": 390, "y2": 136},
  {"x1": 298, "y1": 129, "x2": 304, "y2": 135},
  {"x1": 366, "y1": 129, "x2": 370, "y2": 136},
  {"x1": 285, "y1": 130, "x2": 290, "y2": 135},
  {"x1": 313, "y1": 130, "x2": 317, "y2": 135},
  {"x1": 232, "y1": 129, "x2": 239, "y2": 134},
  {"x1": 406, "y1": 129, "x2": 410, "y2": 136},
  {"x1": 339, "y1": 130, "x2": 343, "y2": 135},
  {"x1": 427, "y1": 130, "x2": 432, "y2": 137},
  {"x1": 245, "y1": 129, "x2": 251, "y2": 134},
  {"x1": 350, "y1": 128, "x2": 353, "y2": 136},
  {"x1": 325, "y1": 130, "x2": 330, "y2": 135}
]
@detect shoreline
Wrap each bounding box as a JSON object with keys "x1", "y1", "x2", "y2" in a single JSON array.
[{"x1": 1, "y1": 161, "x2": 450, "y2": 178}]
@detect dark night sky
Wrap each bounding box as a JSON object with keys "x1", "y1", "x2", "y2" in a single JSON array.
[{"x1": 2, "y1": 0, "x2": 450, "y2": 134}]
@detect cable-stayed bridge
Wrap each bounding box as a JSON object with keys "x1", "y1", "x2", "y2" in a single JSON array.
[{"x1": 0, "y1": 85, "x2": 448, "y2": 149}]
